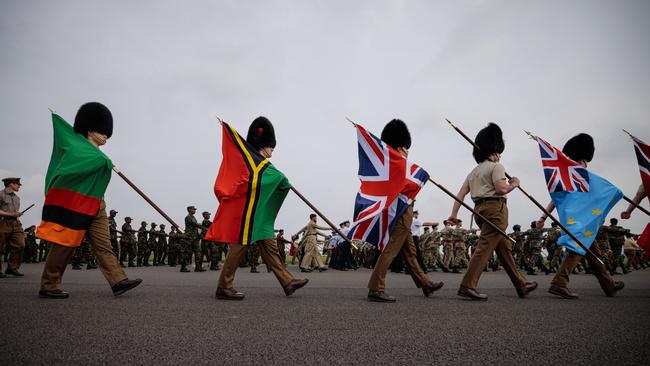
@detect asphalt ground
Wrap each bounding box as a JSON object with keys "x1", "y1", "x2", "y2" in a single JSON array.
[{"x1": 1, "y1": 262, "x2": 649, "y2": 366}]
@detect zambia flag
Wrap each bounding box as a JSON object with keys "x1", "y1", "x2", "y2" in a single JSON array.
[
  {"x1": 205, "y1": 122, "x2": 290, "y2": 245},
  {"x1": 36, "y1": 114, "x2": 113, "y2": 247}
]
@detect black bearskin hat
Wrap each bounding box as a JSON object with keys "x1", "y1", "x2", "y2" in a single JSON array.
[
  {"x1": 247, "y1": 116, "x2": 276, "y2": 150},
  {"x1": 562, "y1": 133, "x2": 594, "y2": 163},
  {"x1": 472, "y1": 123, "x2": 504, "y2": 163},
  {"x1": 74, "y1": 102, "x2": 113, "y2": 138},
  {"x1": 381, "y1": 119, "x2": 411, "y2": 150}
]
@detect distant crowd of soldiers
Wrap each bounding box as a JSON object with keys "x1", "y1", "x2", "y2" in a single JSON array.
[{"x1": 10, "y1": 208, "x2": 649, "y2": 277}]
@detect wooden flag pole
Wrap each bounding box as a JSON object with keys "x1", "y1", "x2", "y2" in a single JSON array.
[{"x1": 112, "y1": 166, "x2": 184, "y2": 234}]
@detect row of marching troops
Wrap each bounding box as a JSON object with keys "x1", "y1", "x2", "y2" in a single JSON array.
[{"x1": 318, "y1": 214, "x2": 648, "y2": 276}]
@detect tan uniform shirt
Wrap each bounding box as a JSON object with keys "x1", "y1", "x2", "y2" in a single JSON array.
[
  {"x1": 0, "y1": 189, "x2": 20, "y2": 213},
  {"x1": 465, "y1": 161, "x2": 507, "y2": 201}
]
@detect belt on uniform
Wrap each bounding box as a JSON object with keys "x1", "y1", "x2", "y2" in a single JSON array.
[{"x1": 473, "y1": 197, "x2": 506, "y2": 205}]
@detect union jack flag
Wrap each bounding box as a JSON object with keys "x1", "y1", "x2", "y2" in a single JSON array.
[
  {"x1": 631, "y1": 135, "x2": 650, "y2": 194},
  {"x1": 534, "y1": 135, "x2": 589, "y2": 193},
  {"x1": 347, "y1": 124, "x2": 429, "y2": 250}
]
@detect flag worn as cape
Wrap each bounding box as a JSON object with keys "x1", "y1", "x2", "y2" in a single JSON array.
[
  {"x1": 629, "y1": 135, "x2": 650, "y2": 257},
  {"x1": 36, "y1": 114, "x2": 113, "y2": 247},
  {"x1": 347, "y1": 124, "x2": 429, "y2": 250},
  {"x1": 533, "y1": 135, "x2": 622, "y2": 255},
  {"x1": 205, "y1": 122, "x2": 290, "y2": 245}
]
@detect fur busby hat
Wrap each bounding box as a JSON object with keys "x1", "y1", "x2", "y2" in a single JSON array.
[
  {"x1": 562, "y1": 133, "x2": 594, "y2": 163},
  {"x1": 381, "y1": 119, "x2": 411, "y2": 150},
  {"x1": 74, "y1": 102, "x2": 113, "y2": 138},
  {"x1": 473, "y1": 123, "x2": 505, "y2": 163},
  {"x1": 247, "y1": 116, "x2": 276, "y2": 151}
]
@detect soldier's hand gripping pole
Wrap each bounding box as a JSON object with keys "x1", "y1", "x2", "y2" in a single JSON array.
[
  {"x1": 445, "y1": 118, "x2": 604, "y2": 265},
  {"x1": 289, "y1": 186, "x2": 358, "y2": 250},
  {"x1": 112, "y1": 166, "x2": 184, "y2": 234},
  {"x1": 427, "y1": 178, "x2": 515, "y2": 243}
]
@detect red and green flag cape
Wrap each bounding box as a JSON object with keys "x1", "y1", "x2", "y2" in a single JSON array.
[
  {"x1": 205, "y1": 122, "x2": 290, "y2": 245},
  {"x1": 36, "y1": 113, "x2": 113, "y2": 247}
]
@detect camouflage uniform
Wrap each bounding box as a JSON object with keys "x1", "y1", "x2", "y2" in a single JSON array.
[
  {"x1": 137, "y1": 222, "x2": 149, "y2": 266},
  {"x1": 108, "y1": 211, "x2": 119, "y2": 259},
  {"x1": 419, "y1": 230, "x2": 434, "y2": 269},
  {"x1": 24, "y1": 227, "x2": 38, "y2": 263},
  {"x1": 545, "y1": 226, "x2": 562, "y2": 271},
  {"x1": 167, "y1": 227, "x2": 179, "y2": 266},
  {"x1": 38, "y1": 239, "x2": 52, "y2": 262},
  {"x1": 509, "y1": 229, "x2": 526, "y2": 269},
  {"x1": 157, "y1": 225, "x2": 168, "y2": 265},
  {"x1": 119, "y1": 219, "x2": 136, "y2": 267},
  {"x1": 178, "y1": 232, "x2": 192, "y2": 272},
  {"x1": 185, "y1": 211, "x2": 203, "y2": 271},
  {"x1": 440, "y1": 225, "x2": 455, "y2": 271},
  {"x1": 452, "y1": 227, "x2": 469, "y2": 271},
  {"x1": 201, "y1": 216, "x2": 220, "y2": 270},
  {"x1": 594, "y1": 225, "x2": 613, "y2": 271},
  {"x1": 146, "y1": 223, "x2": 158, "y2": 266},
  {"x1": 607, "y1": 223, "x2": 629, "y2": 274},
  {"x1": 524, "y1": 226, "x2": 547, "y2": 275}
]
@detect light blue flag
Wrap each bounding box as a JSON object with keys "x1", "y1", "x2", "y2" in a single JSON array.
[{"x1": 552, "y1": 171, "x2": 623, "y2": 255}]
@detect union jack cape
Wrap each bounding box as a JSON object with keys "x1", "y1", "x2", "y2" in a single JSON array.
[{"x1": 347, "y1": 124, "x2": 429, "y2": 251}]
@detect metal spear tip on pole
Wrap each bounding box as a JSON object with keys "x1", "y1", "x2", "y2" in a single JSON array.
[
  {"x1": 345, "y1": 117, "x2": 357, "y2": 127},
  {"x1": 48, "y1": 107, "x2": 56, "y2": 114},
  {"x1": 216, "y1": 116, "x2": 225, "y2": 124},
  {"x1": 444, "y1": 118, "x2": 456, "y2": 127}
]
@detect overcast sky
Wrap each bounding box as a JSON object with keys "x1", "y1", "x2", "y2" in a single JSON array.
[{"x1": 1, "y1": 0, "x2": 648, "y2": 236}]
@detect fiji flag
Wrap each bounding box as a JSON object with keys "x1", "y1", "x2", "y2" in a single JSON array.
[{"x1": 534, "y1": 136, "x2": 623, "y2": 255}]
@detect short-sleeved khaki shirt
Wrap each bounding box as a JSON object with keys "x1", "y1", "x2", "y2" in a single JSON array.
[
  {"x1": 0, "y1": 189, "x2": 20, "y2": 213},
  {"x1": 465, "y1": 161, "x2": 507, "y2": 201}
]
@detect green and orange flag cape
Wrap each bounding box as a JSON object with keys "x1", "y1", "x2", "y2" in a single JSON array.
[
  {"x1": 36, "y1": 113, "x2": 113, "y2": 247},
  {"x1": 205, "y1": 122, "x2": 290, "y2": 245}
]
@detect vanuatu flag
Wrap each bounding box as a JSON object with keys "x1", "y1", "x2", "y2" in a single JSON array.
[
  {"x1": 36, "y1": 113, "x2": 113, "y2": 247},
  {"x1": 205, "y1": 122, "x2": 290, "y2": 245}
]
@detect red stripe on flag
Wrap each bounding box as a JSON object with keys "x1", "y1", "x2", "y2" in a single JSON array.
[{"x1": 44, "y1": 188, "x2": 101, "y2": 216}]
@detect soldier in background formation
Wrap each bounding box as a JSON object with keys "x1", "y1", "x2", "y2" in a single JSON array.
[
  {"x1": 108, "y1": 210, "x2": 119, "y2": 259},
  {"x1": 120, "y1": 217, "x2": 136, "y2": 267},
  {"x1": 185, "y1": 206, "x2": 204, "y2": 272},
  {"x1": 137, "y1": 221, "x2": 149, "y2": 267}
]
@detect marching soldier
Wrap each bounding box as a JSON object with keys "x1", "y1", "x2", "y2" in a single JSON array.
[
  {"x1": 524, "y1": 221, "x2": 548, "y2": 275},
  {"x1": 146, "y1": 223, "x2": 157, "y2": 266},
  {"x1": 607, "y1": 218, "x2": 630, "y2": 275},
  {"x1": 215, "y1": 116, "x2": 308, "y2": 299},
  {"x1": 200, "y1": 212, "x2": 219, "y2": 270},
  {"x1": 185, "y1": 206, "x2": 204, "y2": 272},
  {"x1": 119, "y1": 217, "x2": 136, "y2": 267},
  {"x1": 108, "y1": 209, "x2": 120, "y2": 259},
  {"x1": 24, "y1": 225, "x2": 39, "y2": 263},
  {"x1": 367, "y1": 119, "x2": 444, "y2": 302},
  {"x1": 0, "y1": 177, "x2": 26, "y2": 277},
  {"x1": 545, "y1": 222, "x2": 562, "y2": 272},
  {"x1": 544, "y1": 134, "x2": 623, "y2": 299},
  {"x1": 157, "y1": 224, "x2": 168, "y2": 265},
  {"x1": 440, "y1": 220, "x2": 455, "y2": 272},
  {"x1": 167, "y1": 226, "x2": 179, "y2": 267},
  {"x1": 448, "y1": 122, "x2": 537, "y2": 300},
  {"x1": 294, "y1": 214, "x2": 330, "y2": 272},
  {"x1": 137, "y1": 221, "x2": 148, "y2": 267},
  {"x1": 39, "y1": 103, "x2": 141, "y2": 298},
  {"x1": 276, "y1": 229, "x2": 291, "y2": 267},
  {"x1": 509, "y1": 225, "x2": 525, "y2": 269},
  {"x1": 38, "y1": 239, "x2": 52, "y2": 262},
  {"x1": 451, "y1": 220, "x2": 469, "y2": 273}
]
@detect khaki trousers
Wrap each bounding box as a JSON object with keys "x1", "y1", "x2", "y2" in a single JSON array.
[
  {"x1": 368, "y1": 206, "x2": 434, "y2": 292},
  {"x1": 40, "y1": 202, "x2": 127, "y2": 291},
  {"x1": 218, "y1": 238, "x2": 294, "y2": 289},
  {"x1": 0, "y1": 219, "x2": 25, "y2": 271},
  {"x1": 550, "y1": 243, "x2": 614, "y2": 290},
  {"x1": 300, "y1": 235, "x2": 324, "y2": 269},
  {"x1": 461, "y1": 200, "x2": 526, "y2": 289}
]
